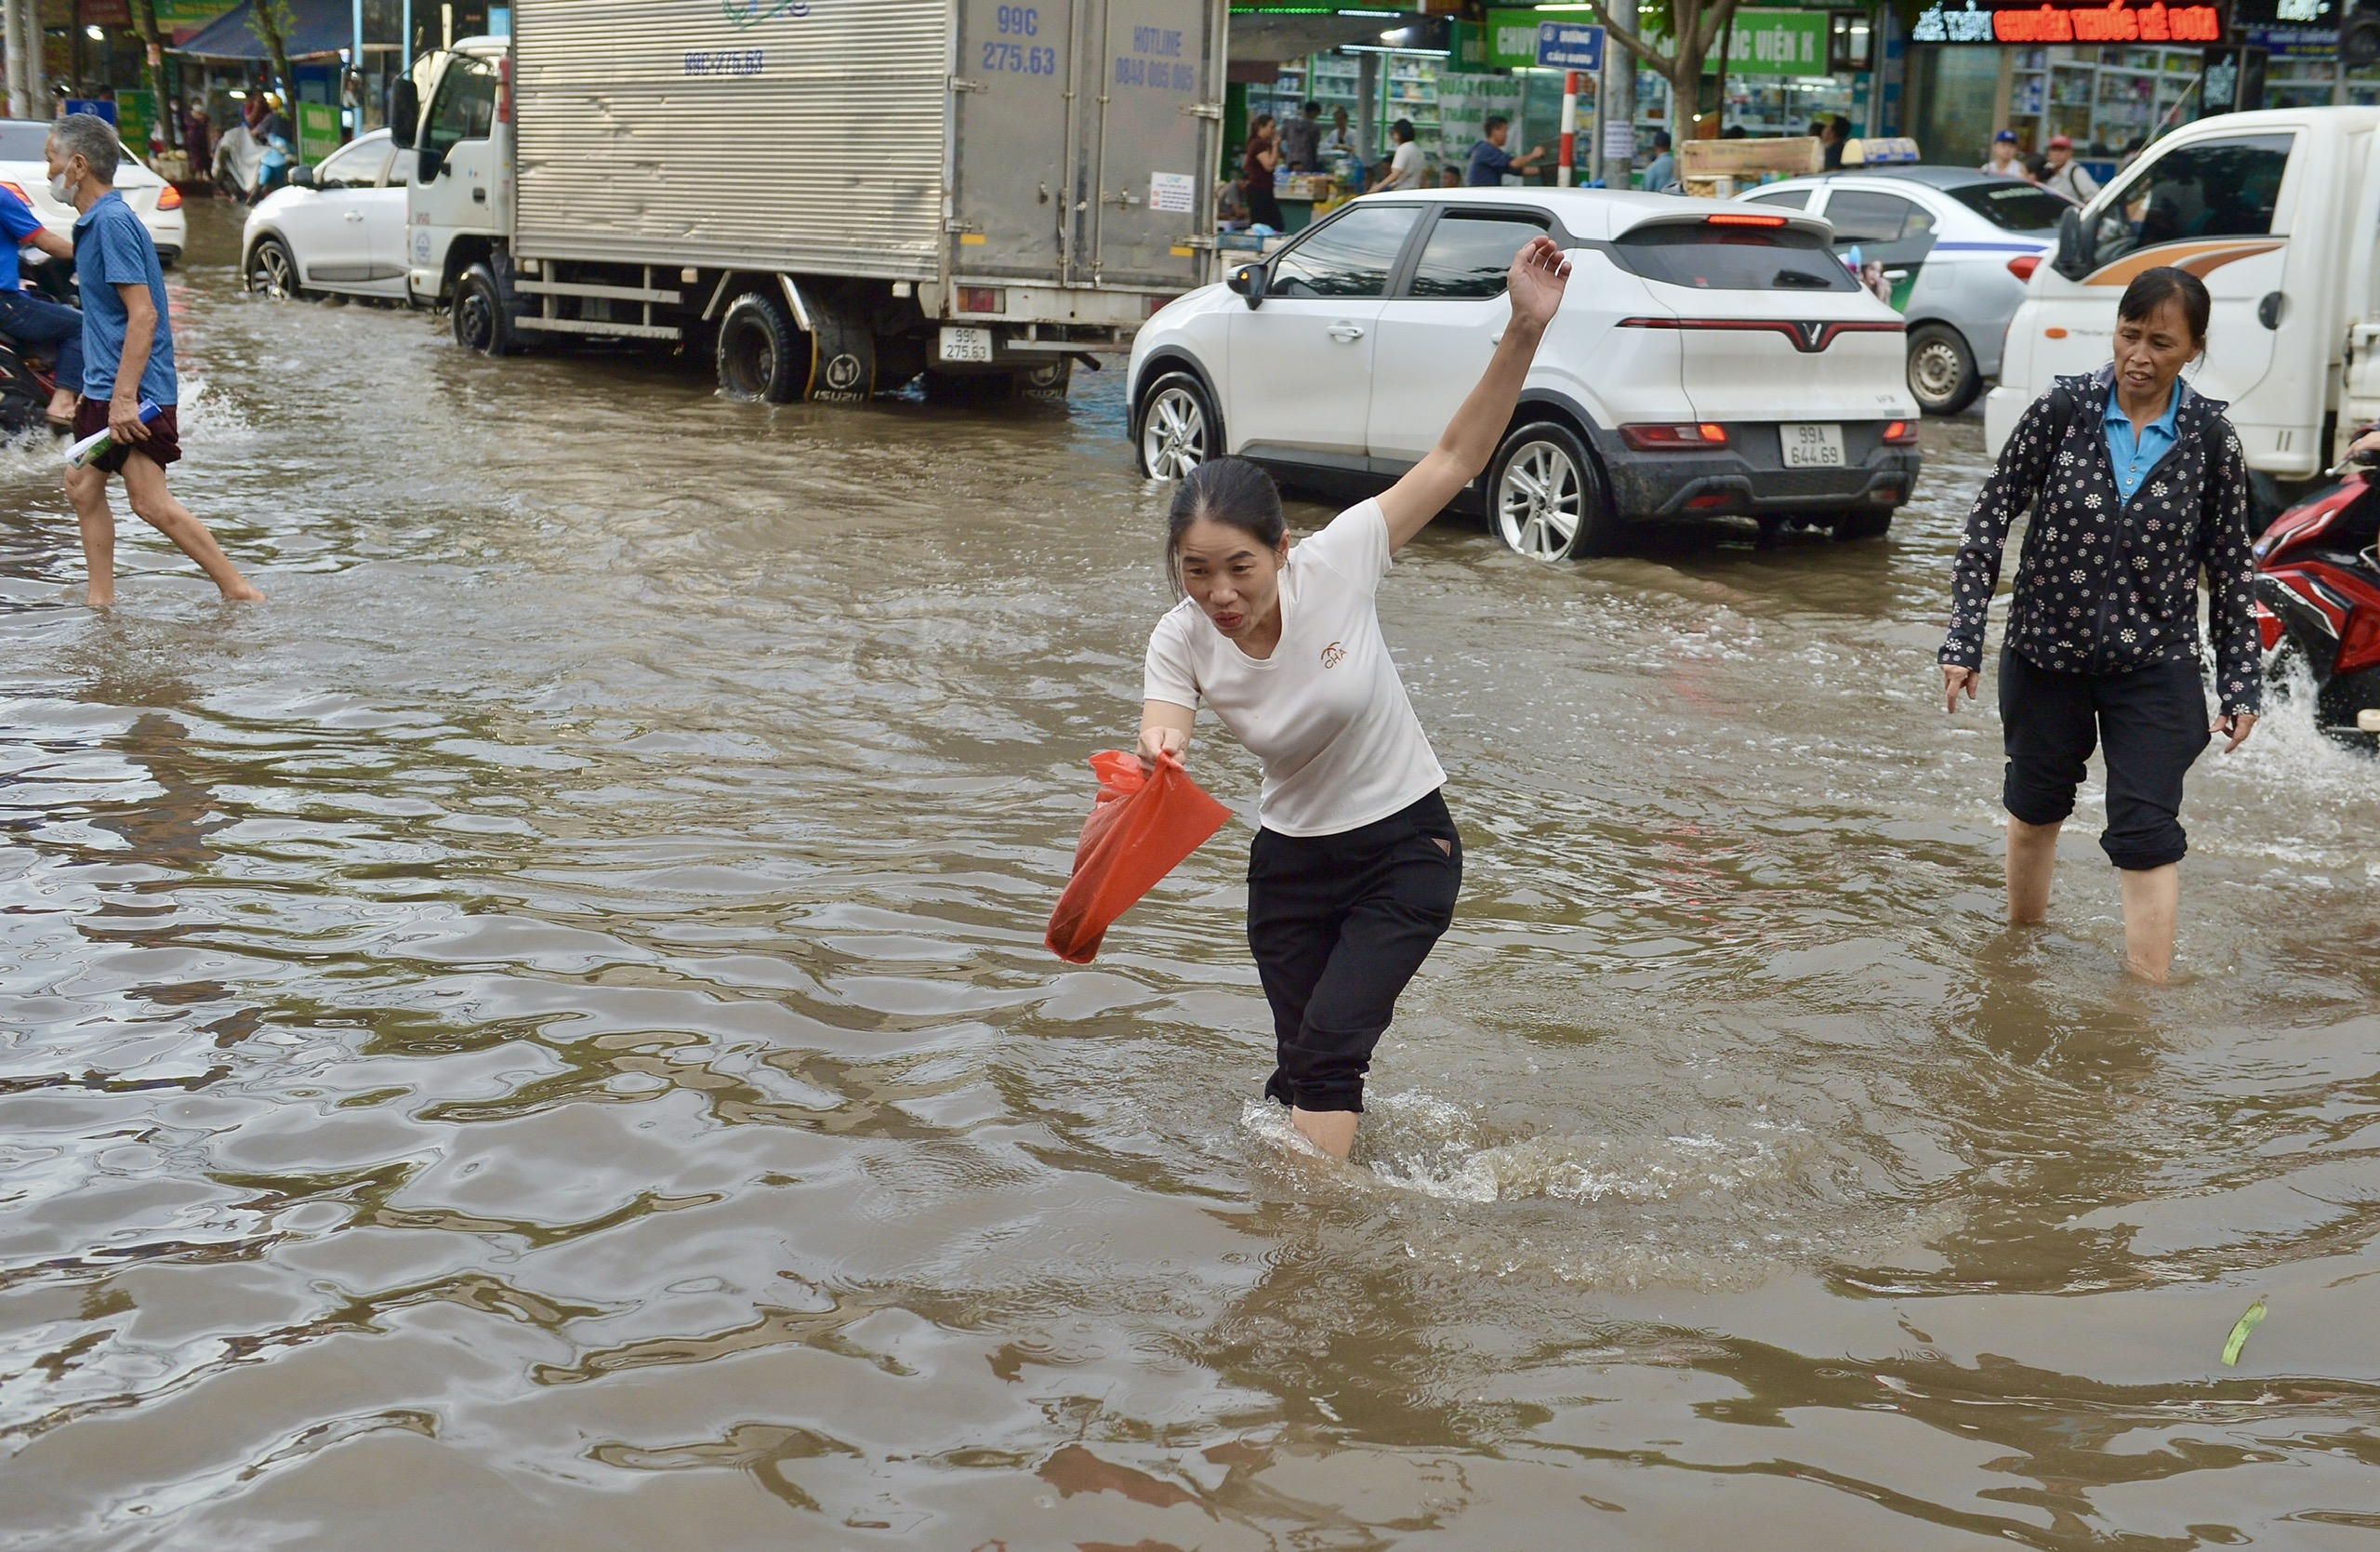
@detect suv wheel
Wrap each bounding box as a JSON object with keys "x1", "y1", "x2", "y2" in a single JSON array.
[
  {"x1": 1137, "y1": 371, "x2": 1216, "y2": 478},
  {"x1": 246, "y1": 236, "x2": 298, "y2": 299},
  {"x1": 1491, "y1": 420, "x2": 1619, "y2": 559},
  {"x1": 1907, "y1": 324, "x2": 1980, "y2": 416}
]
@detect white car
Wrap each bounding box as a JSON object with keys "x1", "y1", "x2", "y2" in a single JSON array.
[
  {"x1": 1130, "y1": 188, "x2": 1922, "y2": 557},
  {"x1": 241, "y1": 128, "x2": 408, "y2": 301},
  {"x1": 1738, "y1": 166, "x2": 2067, "y2": 416},
  {"x1": 0, "y1": 116, "x2": 187, "y2": 265}
]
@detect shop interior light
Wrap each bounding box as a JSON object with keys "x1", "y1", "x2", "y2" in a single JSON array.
[
  {"x1": 228, "y1": 88, "x2": 246, "y2": 99},
  {"x1": 85, "y1": 23, "x2": 103, "y2": 38}
]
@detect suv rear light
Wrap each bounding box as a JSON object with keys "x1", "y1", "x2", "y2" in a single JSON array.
[
  {"x1": 1706, "y1": 211, "x2": 1787, "y2": 227},
  {"x1": 2006, "y1": 253, "x2": 2040, "y2": 282},
  {"x1": 958, "y1": 285, "x2": 1005, "y2": 313},
  {"x1": 1883, "y1": 419, "x2": 1919, "y2": 444},
  {"x1": 1620, "y1": 422, "x2": 1728, "y2": 450},
  {"x1": 155, "y1": 182, "x2": 182, "y2": 210}
]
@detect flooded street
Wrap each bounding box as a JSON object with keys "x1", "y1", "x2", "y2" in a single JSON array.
[{"x1": 6, "y1": 203, "x2": 2380, "y2": 1549}]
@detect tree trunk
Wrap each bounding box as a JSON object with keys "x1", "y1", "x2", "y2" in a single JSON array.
[
  {"x1": 255, "y1": 0, "x2": 297, "y2": 101},
  {"x1": 1588, "y1": 0, "x2": 1739, "y2": 139},
  {"x1": 129, "y1": 0, "x2": 172, "y2": 151}
]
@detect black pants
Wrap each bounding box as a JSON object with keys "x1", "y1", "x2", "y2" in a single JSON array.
[
  {"x1": 1247, "y1": 790, "x2": 1461, "y2": 1113},
  {"x1": 2000, "y1": 645, "x2": 2211, "y2": 871}
]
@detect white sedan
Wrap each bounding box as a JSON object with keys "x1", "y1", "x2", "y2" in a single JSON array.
[
  {"x1": 0, "y1": 116, "x2": 187, "y2": 265},
  {"x1": 241, "y1": 128, "x2": 408, "y2": 301}
]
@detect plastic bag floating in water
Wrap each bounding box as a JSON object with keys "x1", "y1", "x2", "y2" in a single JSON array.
[{"x1": 1046, "y1": 750, "x2": 1230, "y2": 963}]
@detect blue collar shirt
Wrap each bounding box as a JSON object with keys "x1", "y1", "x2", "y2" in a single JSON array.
[
  {"x1": 73, "y1": 189, "x2": 177, "y2": 405},
  {"x1": 2104, "y1": 381, "x2": 2180, "y2": 503}
]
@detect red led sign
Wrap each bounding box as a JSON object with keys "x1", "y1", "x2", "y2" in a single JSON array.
[{"x1": 1911, "y1": 1, "x2": 2227, "y2": 44}]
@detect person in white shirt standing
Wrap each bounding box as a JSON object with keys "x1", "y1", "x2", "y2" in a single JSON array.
[
  {"x1": 1372, "y1": 118, "x2": 1425, "y2": 191},
  {"x1": 2043, "y1": 135, "x2": 2099, "y2": 204},
  {"x1": 1137, "y1": 237, "x2": 1572, "y2": 1161}
]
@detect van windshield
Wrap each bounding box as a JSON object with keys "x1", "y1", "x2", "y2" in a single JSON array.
[{"x1": 1613, "y1": 222, "x2": 1855, "y2": 292}]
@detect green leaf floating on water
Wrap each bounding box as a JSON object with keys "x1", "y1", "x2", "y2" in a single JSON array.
[{"x1": 2221, "y1": 1299, "x2": 2268, "y2": 1367}]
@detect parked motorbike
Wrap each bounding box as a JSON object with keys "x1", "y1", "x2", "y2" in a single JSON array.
[
  {"x1": 2253, "y1": 447, "x2": 2380, "y2": 742},
  {"x1": 0, "y1": 250, "x2": 75, "y2": 434}
]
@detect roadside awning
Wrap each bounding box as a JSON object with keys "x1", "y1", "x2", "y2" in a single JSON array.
[{"x1": 169, "y1": 0, "x2": 356, "y2": 60}]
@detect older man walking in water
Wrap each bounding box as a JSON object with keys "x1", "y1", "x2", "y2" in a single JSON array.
[{"x1": 47, "y1": 113, "x2": 262, "y2": 607}]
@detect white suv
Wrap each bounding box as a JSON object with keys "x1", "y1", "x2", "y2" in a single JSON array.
[{"x1": 1130, "y1": 188, "x2": 1923, "y2": 556}]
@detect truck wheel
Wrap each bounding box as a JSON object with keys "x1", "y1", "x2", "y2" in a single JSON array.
[
  {"x1": 1906, "y1": 324, "x2": 1979, "y2": 416},
  {"x1": 245, "y1": 236, "x2": 299, "y2": 299},
  {"x1": 1134, "y1": 371, "x2": 1215, "y2": 477},
  {"x1": 716, "y1": 290, "x2": 808, "y2": 403},
  {"x1": 1016, "y1": 357, "x2": 1072, "y2": 402},
  {"x1": 453, "y1": 262, "x2": 517, "y2": 357},
  {"x1": 1490, "y1": 420, "x2": 1619, "y2": 559}
]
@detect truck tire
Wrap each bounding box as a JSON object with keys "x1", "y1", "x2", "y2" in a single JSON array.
[
  {"x1": 453, "y1": 262, "x2": 518, "y2": 357},
  {"x1": 1016, "y1": 357, "x2": 1072, "y2": 402},
  {"x1": 807, "y1": 294, "x2": 876, "y2": 403},
  {"x1": 1490, "y1": 420, "x2": 1620, "y2": 559},
  {"x1": 1906, "y1": 323, "x2": 1979, "y2": 416},
  {"x1": 716, "y1": 290, "x2": 809, "y2": 403}
]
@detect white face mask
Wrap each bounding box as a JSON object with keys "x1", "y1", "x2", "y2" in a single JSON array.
[{"x1": 47, "y1": 169, "x2": 71, "y2": 204}]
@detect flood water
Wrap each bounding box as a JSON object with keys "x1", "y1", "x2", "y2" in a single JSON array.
[{"x1": 3, "y1": 204, "x2": 2379, "y2": 1549}]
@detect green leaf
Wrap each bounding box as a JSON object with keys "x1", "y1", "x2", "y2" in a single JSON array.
[{"x1": 2221, "y1": 1298, "x2": 2267, "y2": 1367}]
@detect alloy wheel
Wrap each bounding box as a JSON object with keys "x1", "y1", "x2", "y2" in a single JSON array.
[
  {"x1": 1495, "y1": 439, "x2": 1582, "y2": 560},
  {"x1": 249, "y1": 243, "x2": 294, "y2": 299},
  {"x1": 1910, "y1": 338, "x2": 1965, "y2": 405},
  {"x1": 1140, "y1": 386, "x2": 1207, "y2": 478}
]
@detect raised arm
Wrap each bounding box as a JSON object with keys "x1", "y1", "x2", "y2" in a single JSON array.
[{"x1": 1374, "y1": 235, "x2": 1571, "y2": 553}]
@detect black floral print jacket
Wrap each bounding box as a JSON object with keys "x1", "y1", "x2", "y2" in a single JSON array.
[{"x1": 1939, "y1": 368, "x2": 2260, "y2": 717}]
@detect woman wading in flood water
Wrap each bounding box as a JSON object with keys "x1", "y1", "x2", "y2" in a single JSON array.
[
  {"x1": 1940, "y1": 266, "x2": 2259, "y2": 981},
  {"x1": 1137, "y1": 236, "x2": 1570, "y2": 1161}
]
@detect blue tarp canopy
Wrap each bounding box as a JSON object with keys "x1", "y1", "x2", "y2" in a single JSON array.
[{"x1": 170, "y1": 0, "x2": 355, "y2": 61}]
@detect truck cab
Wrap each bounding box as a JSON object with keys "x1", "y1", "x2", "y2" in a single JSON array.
[
  {"x1": 1990, "y1": 107, "x2": 2380, "y2": 485},
  {"x1": 395, "y1": 37, "x2": 510, "y2": 312}
]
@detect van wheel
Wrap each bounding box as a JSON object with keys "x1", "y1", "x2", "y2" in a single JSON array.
[
  {"x1": 1135, "y1": 371, "x2": 1216, "y2": 478},
  {"x1": 1491, "y1": 420, "x2": 1620, "y2": 559},
  {"x1": 1907, "y1": 324, "x2": 1979, "y2": 416},
  {"x1": 453, "y1": 262, "x2": 517, "y2": 357},
  {"x1": 716, "y1": 290, "x2": 808, "y2": 403}
]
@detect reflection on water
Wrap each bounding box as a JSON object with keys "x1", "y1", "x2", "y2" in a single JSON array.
[{"x1": 2, "y1": 205, "x2": 2378, "y2": 1547}]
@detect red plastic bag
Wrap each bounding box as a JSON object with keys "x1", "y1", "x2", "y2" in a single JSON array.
[{"x1": 1046, "y1": 749, "x2": 1233, "y2": 963}]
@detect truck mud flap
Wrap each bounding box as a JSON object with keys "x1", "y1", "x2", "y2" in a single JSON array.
[{"x1": 786, "y1": 279, "x2": 876, "y2": 404}]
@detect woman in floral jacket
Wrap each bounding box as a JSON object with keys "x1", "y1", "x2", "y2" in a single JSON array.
[{"x1": 1939, "y1": 266, "x2": 2259, "y2": 982}]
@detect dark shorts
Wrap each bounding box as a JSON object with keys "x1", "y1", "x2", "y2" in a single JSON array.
[
  {"x1": 2000, "y1": 645, "x2": 2212, "y2": 871},
  {"x1": 71, "y1": 397, "x2": 180, "y2": 473},
  {"x1": 1246, "y1": 789, "x2": 1461, "y2": 1114}
]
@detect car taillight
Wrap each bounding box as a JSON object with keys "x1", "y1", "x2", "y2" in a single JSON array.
[
  {"x1": 958, "y1": 285, "x2": 1005, "y2": 313},
  {"x1": 1707, "y1": 211, "x2": 1787, "y2": 227},
  {"x1": 1883, "y1": 419, "x2": 1919, "y2": 444},
  {"x1": 1620, "y1": 422, "x2": 1728, "y2": 450},
  {"x1": 2006, "y1": 253, "x2": 2041, "y2": 282},
  {"x1": 155, "y1": 182, "x2": 182, "y2": 209}
]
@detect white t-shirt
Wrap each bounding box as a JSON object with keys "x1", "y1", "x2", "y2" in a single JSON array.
[
  {"x1": 1144, "y1": 499, "x2": 1446, "y2": 838},
  {"x1": 1384, "y1": 139, "x2": 1424, "y2": 188}
]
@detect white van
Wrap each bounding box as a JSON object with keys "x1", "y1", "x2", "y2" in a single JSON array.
[{"x1": 1989, "y1": 106, "x2": 2380, "y2": 484}]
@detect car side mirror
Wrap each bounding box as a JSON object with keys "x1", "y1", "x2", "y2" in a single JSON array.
[
  {"x1": 390, "y1": 81, "x2": 418, "y2": 149},
  {"x1": 2052, "y1": 206, "x2": 2094, "y2": 282},
  {"x1": 1226, "y1": 261, "x2": 1267, "y2": 309},
  {"x1": 417, "y1": 145, "x2": 444, "y2": 183},
  {"x1": 285, "y1": 164, "x2": 315, "y2": 189}
]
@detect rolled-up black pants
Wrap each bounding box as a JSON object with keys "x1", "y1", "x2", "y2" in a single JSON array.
[
  {"x1": 1247, "y1": 789, "x2": 1461, "y2": 1113},
  {"x1": 1999, "y1": 645, "x2": 2212, "y2": 871}
]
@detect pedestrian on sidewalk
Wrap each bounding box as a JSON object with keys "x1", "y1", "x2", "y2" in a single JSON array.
[
  {"x1": 1980, "y1": 128, "x2": 2019, "y2": 177},
  {"x1": 1372, "y1": 119, "x2": 1424, "y2": 192},
  {"x1": 46, "y1": 113, "x2": 263, "y2": 608},
  {"x1": 2043, "y1": 136, "x2": 2099, "y2": 204},
  {"x1": 1280, "y1": 100, "x2": 1323, "y2": 173},
  {"x1": 1938, "y1": 266, "x2": 2255, "y2": 983},
  {"x1": 1467, "y1": 116, "x2": 1547, "y2": 186},
  {"x1": 0, "y1": 180, "x2": 86, "y2": 427}
]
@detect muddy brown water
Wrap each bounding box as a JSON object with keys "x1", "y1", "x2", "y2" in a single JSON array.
[{"x1": 2, "y1": 204, "x2": 2377, "y2": 1550}]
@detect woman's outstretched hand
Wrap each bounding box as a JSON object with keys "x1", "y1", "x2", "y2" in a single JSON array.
[{"x1": 1505, "y1": 234, "x2": 1571, "y2": 336}]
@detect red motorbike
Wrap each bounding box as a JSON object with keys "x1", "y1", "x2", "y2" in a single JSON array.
[{"x1": 2254, "y1": 451, "x2": 2380, "y2": 742}]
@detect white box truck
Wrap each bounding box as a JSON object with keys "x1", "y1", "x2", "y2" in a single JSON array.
[
  {"x1": 391, "y1": 0, "x2": 1223, "y2": 402},
  {"x1": 1990, "y1": 106, "x2": 2380, "y2": 495}
]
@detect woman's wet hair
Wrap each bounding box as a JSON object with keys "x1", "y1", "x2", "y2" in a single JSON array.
[
  {"x1": 1166, "y1": 458, "x2": 1285, "y2": 582},
  {"x1": 2117, "y1": 265, "x2": 2211, "y2": 345}
]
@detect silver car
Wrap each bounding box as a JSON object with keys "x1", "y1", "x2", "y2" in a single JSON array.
[{"x1": 1737, "y1": 166, "x2": 2068, "y2": 415}]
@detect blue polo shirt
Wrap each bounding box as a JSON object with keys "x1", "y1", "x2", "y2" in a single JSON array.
[
  {"x1": 73, "y1": 189, "x2": 176, "y2": 405},
  {"x1": 1467, "y1": 138, "x2": 1514, "y2": 186},
  {"x1": 0, "y1": 187, "x2": 40, "y2": 291},
  {"x1": 2104, "y1": 381, "x2": 2178, "y2": 502}
]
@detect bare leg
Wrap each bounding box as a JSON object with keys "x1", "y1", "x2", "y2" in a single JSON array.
[
  {"x1": 1289, "y1": 1107, "x2": 1358, "y2": 1161},
  {"x1": 2118, "y1": 863, "x2": 2180, "y2": 984},
  {"x1": 119, "y1": 452, "x2": 265, "y2": 602},
  {"x1": 2005, "y1": 815, "x2": 2061, "y2": 924},
  {"x1": 46, "y1": 386, "x2": 76, "y2": 422},
  {"x1": 64, "y1": 462, "x2": 118, "y2": 607}
]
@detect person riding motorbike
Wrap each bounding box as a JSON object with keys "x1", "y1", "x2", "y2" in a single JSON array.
[{"x1": 0, "y1": 180, "x2": 84, "y2": 427}]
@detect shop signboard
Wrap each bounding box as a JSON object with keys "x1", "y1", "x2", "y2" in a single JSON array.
[
  {"x1": 117, "y1": 87, "x2": 155, "y2": 156},
  {"x1": 1910, "y1": 0, "x2": 2228, "y2": 44},
  {"x1": 1437, "y1": 73, "x2": 1527, "y2": 158},
  {"x1": 1638, "y1": 12, "x2": 1830, "y2": 75},
  {"x1": 155, "y1": 0, "x2": 240, "y2": 44},
  {"x1": 1477, "y1": 8, "x2": 1551, "y2": 69},
  {"x1": 2231, "y1": 0, "x2": 2336, "y2": 24},
  {"x1": 296, "y1": 102, "x2": 341, "y2": 166},
  {"x1": 2244, "y1": 22, "x2": 2338, "y2": 50}
]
